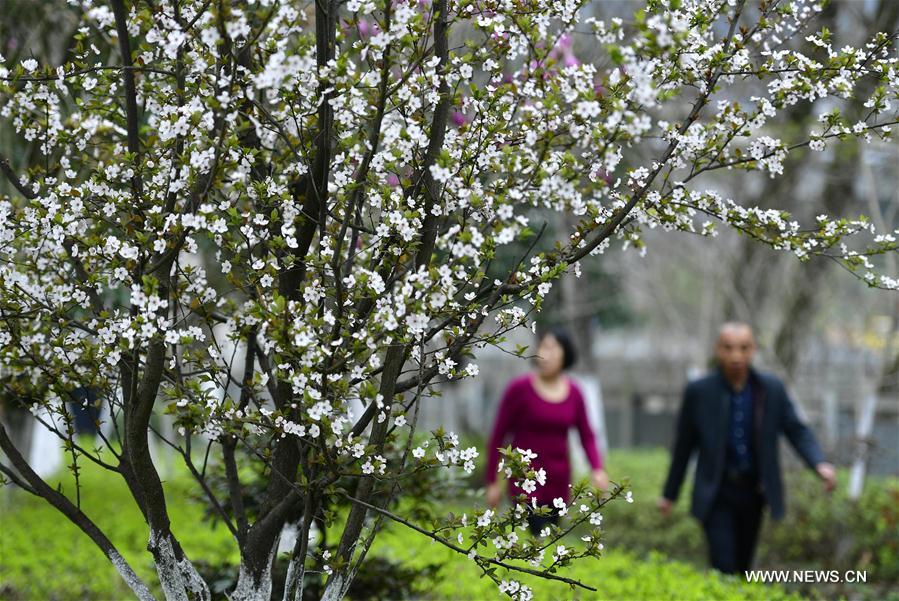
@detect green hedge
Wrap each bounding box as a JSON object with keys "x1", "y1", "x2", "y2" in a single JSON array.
[
  {"x1": 9, "y1": 445, "x2": 896, "y2": 600},
  {"x1": 370, "y1": 523, "x2": 802, "y2": 601},
  {"x1": 0, "y1": 448, "x2": 808, "y2": 600},
  {"x1": 6, "y1": 438, "x2": 895, "y2": 601},
  {"x1": 465, "y1": 442, "x2": 899, "y2": 600},
  {"x1": 596, "y1": 448, "x2": 899, "y2": 601}
]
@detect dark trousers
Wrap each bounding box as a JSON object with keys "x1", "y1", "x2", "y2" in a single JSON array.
[
  {"x1": 702, "y1": 473, "x2": 765, "y2": 574},
  {"x1": 526, "y1": 507, "x2": 559, "y2": 536}
]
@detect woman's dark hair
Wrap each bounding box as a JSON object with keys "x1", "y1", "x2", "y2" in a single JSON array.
[{"x1": 536, "y1": 326, "x2": 578, "y2": 370}]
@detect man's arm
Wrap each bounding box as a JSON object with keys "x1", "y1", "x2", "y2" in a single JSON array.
[
  {"x1": 780, "y1": 385, "x2": 825, "y2": 469},
  {"x1": 661, "y1": 383, "x2": 698, "y2": 502},
  {"x1": 780, "y1": 384, "x2": 836, "y2": 491}
]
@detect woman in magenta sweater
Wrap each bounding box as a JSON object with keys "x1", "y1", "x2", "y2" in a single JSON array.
[{"x1": 485, "y1": 327, "x2": 608, "y2": 535}]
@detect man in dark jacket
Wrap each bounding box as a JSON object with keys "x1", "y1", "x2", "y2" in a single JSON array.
[{"x1": 657, "y1": 322, "x2": 836, "y2": 574}]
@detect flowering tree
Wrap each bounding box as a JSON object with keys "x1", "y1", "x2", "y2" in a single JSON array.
[{"x1": 1, "y1": 0, "x2": 898, "y2": 599}]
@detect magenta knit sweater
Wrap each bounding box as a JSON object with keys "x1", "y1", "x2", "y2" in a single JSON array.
[{"x1": 485, "y1": 373, "x2": 603, "y2": 505}]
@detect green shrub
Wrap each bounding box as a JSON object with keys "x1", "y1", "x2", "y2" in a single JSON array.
[
  {"x1": 369, "y1": 524, "x2": 802, "y2": 600},
  {"x1": 599, "y1": 448, "x2": 899, "y2": 600},
  {"x1": 459, "y1": 443, "x2": 899, "y2": 600},
  {"x1": 7, "y1": 446, "x2": 893, "y2": 600}
]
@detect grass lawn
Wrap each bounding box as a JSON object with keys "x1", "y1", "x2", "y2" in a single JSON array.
[
  {"x1": 0, "y1": 451, "x2": 238, "y2": 600},
  {"x1": 0, "y1": 446, "x2": 803, "y2": 600}
]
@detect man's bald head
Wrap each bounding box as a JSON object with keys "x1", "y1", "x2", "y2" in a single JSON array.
[
  {"x1": 715, "y1": 321, "x2": 756, "y2": 387},
  {"x1": 718, "y1": 321, "x2": 755, "y2": 342}
]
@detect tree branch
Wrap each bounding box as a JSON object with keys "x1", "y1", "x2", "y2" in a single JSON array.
[
  {"x1": 109, "y1": 0, "x2": 143, "y2": 198},
  {"x1": 341, "y1": 493, "x2": 597, "y2": 592},
  {"x1": 0, "y1": 153, "x2": 38, "y2": 199}
]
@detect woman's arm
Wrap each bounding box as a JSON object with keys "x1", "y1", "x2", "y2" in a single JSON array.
[
  {"x1": 485, "y1": 379, "x2": 521, "y2": 485},
  {"x1": 573, "y1": 386, "x2": 603, "y2": 471}
]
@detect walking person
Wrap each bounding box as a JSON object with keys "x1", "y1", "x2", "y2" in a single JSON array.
[
  {"x1": 485, "y1": 327, "x2": 608, "y2": 536},
  {"x1": 657, "y1": 322, "x2": 836, "y2": 574},
  {"x1": 68, "y1": 386, "x2": 101, "y2": 436}
]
